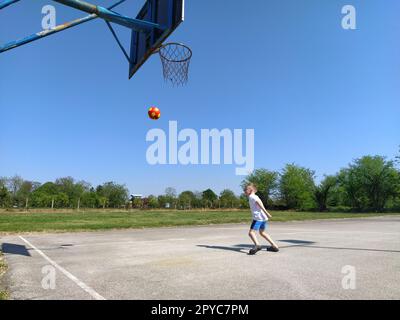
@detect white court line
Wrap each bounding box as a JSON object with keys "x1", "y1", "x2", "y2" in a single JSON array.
[{"x1": 19, "y1": 236, "x2": 105, "y2": 300}]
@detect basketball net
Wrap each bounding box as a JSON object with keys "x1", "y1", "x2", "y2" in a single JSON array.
[{"x1": 158, "y1": 43, "x2": 192, "y2": 86}]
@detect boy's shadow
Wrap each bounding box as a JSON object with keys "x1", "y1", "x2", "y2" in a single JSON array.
[
  {"x1": 197, "y1": 244, "x2": 250, "y2": 254},
  {"x1": 197, "y1": 244, "x2": 269, "y2": 255},
  {"x1": 197, "y1": 240, "x2": 316, "y2": 255},
  {"x1": 199, "y1": 240, "x2": 400, "y2": 255}
]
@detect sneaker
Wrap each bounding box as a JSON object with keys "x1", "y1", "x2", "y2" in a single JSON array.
[
  {"x1": 267, "y1": 246, "x2": 279, "y2": 252},
  {"x1": 248, "y1": 246, "x2": 262, "y2": 255}
]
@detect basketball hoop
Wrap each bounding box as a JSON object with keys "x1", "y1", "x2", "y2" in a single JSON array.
[{"x1": 158, "y1": 43, "x2": 192, "y2": 86}]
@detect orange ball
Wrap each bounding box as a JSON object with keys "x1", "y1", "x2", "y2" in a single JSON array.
[{"x1": 148, "y1": 106, "x2": 161, "y2": 120}]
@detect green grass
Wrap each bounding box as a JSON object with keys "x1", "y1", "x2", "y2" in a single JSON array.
[
  {"x1": 0, "y1": 210, "x2": 399, "y2": 234},
  {"x1": 0, "y1": 250, "x2": 8, "y2": 300}
]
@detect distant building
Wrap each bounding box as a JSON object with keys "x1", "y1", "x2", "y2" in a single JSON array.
[{"x1": 131, "y1": 194, "x2": 143, "y2": 199}]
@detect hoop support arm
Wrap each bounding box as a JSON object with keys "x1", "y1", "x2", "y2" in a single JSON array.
[
  {"x1": 105, "y1": 21, "x2": 131, "y2": 64},
  {"x1": 0, "y1": 0, "x2": 21, "y2": 10},
  {"x1": 52, "y1": 0, "x2": 163, "y2": 32},
  {"x1": 0, "y1": 0, "x2": 127, "y2": 53},
  {"x1": 0, "y1": 14, "x2": 96, "y2": 53}
]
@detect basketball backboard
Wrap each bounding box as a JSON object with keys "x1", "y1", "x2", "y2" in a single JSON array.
[{"x1": 129, "y1": 0, "x2": 185, "y2": 79}]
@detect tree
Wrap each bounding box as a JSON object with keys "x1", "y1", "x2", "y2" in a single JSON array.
[
  {"x1": 279, "y1": 164, "x2": 316, "y2": 210},
  {"x1": 96, "y1": 182, "x2": 129, "y2": 208},
  {"x1": 7, "y1": 175, "x2": 23, "y2": 196},
  {"x1": 55, "y1": 177, "x2": 75, "y2": 198},
  {"x1": 54, "y1": 193, "x2": 69, "y2": 208},
  {"x1": 81, "y1": 189, "x2": 99, "y2": 208},
  {"x1": 165, "y1": 187, "x2": 177, "y2": 198},
  {"x1": 6, "y1": 175, "x2": 24, "y2": 206},
  {"x1": 30, "y1": 182, "x2": 59, "y2": 208},
  {"x1": 0, "y1": 177, "x2": 7, "y2": 186},
  {"x1": 202, "y1": 189, "x2": 217, "y2": 208},
  {"x1": 146, "y1": 195, "x2": 159, "y2": 209},
  {"x1": 99, "y1": 196, "x2": 108, "y2": 209},
  {"x1": 132, "y1": 197, "x2": 142, "y2": 209},
  {"x1": 157, "y1": 195, "x2": 168, "y2": 208},
  {"x1": 339, "y1": 156, "x2": 400, "y2": 211},
  {"x1": 315, "y1": 175, "x2": 337, "y2": 211},
  {"x1": 178, "y1": 191, "x2": 196, "y2": 209},
  {"x1": 16, "y1": 180, "x2": 38, "y2": 208},
  {"x1": 0, "y1": 183, "x2": 11, "y2": 208},
  {"x1": 164, "y1": 187, "x2": 177, "y2": 209},
  {"x1": 337, "y1": 168, "x2": 364, "y2": 210},
  {"x1": 241, "y1": 169, "x2": 278, "y2": 206},
  {"x1": 55, "y1": 177, "x2": 91, "y2": 208},
  {"x1": 30, "y1": 193, "x2": 52, "y2": 208},
  {"x1": 193, "y1": 191, "x2": 203, "y2": 208},
  {"x1": 239, "y1": 194, "x2": 250, "y2": 209},
  {"x1": 219, "y1": 189, "x2": 239, "y2": 208}
]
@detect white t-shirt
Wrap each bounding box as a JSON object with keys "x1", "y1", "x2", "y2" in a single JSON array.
[{"x1": 249, "y1": 193, "x2": 268, "y2": 221}]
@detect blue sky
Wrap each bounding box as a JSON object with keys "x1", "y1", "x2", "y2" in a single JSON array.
[{"x1": 0, "y1": 0, "x2": 399, "y2": 196}]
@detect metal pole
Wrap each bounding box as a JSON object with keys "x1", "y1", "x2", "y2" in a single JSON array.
[
  {"x1": 0, "y1": 14, "x2": 96, "y2": 53},
  {"x1": 105, "y1": 21, "x2": 131, "y2": 63},
  {"x1": 0, "y1": 0, "x2": 127, "y2": 53},
  {"x1": 0, "y1": 0, "x2": 21, "y2": 10},
  {"x1": 53, "y1": 0, "x2": 162, "y2": 32}
]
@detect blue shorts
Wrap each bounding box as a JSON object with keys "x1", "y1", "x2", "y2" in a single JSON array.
[{"x1": 250, "y1": 220, "x2": 268, "y2": 231}]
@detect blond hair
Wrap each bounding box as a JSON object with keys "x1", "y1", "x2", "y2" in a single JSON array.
[{"x1": 245, "y1": 183, "x2": 257, "y2": 192}]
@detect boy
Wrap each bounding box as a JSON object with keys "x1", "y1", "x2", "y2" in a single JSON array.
[{"x1": 244, "y1": 183, "x2": 279, "y2": 255}]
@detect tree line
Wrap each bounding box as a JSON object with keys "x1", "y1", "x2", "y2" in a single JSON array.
[
  {"x1": 1, "y1": 153, "x2": 399, "y2": 212},
  {"x1": 243, "y1": 154, "x2": 400, "y2": 212},
  {"x1": 0, "y1": 177, "x2": 129, "y2": 209}
]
